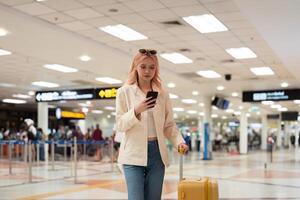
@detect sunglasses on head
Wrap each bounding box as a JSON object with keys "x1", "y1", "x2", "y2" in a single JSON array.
[{"x1": 139, "y1": 49, "x2": 157, "y2": 56}]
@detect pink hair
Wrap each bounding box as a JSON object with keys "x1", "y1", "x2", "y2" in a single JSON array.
[{"x1": 126, "y1": 52, "x2": 162, "y2": 90}]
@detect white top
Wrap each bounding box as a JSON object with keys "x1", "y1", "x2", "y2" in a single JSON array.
[
  {"x1": 147, "y1": 110, "x2": 157, "y2": 138},
  {"x1": 113, "y1": 124, "x2": 124, "y2": 143}
]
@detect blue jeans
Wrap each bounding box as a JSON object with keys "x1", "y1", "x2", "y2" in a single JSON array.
[{"x1": 123, "y1": 140, "x2": 165, "y2": 200}]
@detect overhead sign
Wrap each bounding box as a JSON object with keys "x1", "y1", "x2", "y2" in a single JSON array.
[
  {"x1": 61, "y1": 111, "x2": 85, "y2": 119},
  {"x1": 36, "y1": 87, "x2": 120, "y2": 102},
  {"x1": 36, "y1": 89, "x2": 94, "y2": 102},
  {"x1": 95, "y1": 87, "x2": 118, "y2": 99},
  {"x1": 242, "y1": 89, "x2": 300, "y2": 102}
]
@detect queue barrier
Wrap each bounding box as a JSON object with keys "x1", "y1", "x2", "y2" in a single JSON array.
[{"x1": 0, "y1": 138, "x2": 115, "y2": 185}]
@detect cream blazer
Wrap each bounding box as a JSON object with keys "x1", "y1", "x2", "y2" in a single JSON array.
[{"x1": 115, "y1": 84, "x2": 184, "y2": 167}]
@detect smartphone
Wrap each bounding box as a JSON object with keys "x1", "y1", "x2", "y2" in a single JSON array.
[{"x1": 146, "y1": 91, "x2": 158, "y2": 108}]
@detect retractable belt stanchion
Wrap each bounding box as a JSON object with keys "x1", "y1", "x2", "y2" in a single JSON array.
[
  {"x1": 110, "y1": 140, "x2": 114, "y2": 172},
  {"x1": 0, "y1": 142, "x2": 2, "y2": 159},
  {"x1": 28, "y1": 141, "x2": 32, "y2": 183},
  {"x1": 24, "y1": 141, "x2": 28, "y2": 163},
  {"x1": 70, "y1": 141, "x2": 73, "y2": 177},
  {"x1": 9, "y1": 141, "x2": 12, "y2": 175},
  {"x1": 83, "y1": 138, "x2": 86, "y2": 160},
  {"x1": 74, "y1": 137, "x2": 77, "y2": 184},
  {"x1": 64, "y1": 140, "x2": 67, "y2": 162},
  {"x1": 37, "y1": 142, "x2": 40, "y2": 165},
  {"x1": 51, "y1": 140, "x2": 54, "y2": 171}
]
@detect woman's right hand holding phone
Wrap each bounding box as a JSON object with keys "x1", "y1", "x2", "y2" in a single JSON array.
[{"x1": 134, "y1": 97, "x2": 156, "y2": 117}]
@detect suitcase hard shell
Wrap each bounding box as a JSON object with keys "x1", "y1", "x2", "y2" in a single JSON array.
[{"x1": 177, "y1": 150, "x2": 219, "y2": 200}]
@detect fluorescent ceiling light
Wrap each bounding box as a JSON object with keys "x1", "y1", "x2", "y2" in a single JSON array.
[
  {"x1": 226, "y1": 47, "x2": 257, "y2": 59},
  {"x1": 104, "y1": 106, "x2": 115, "y2": 110},
  {"x1": 80, "y1": 55, "x2": 91, "y2": 62},
  {"x1": 198, "y1": 112, "x2": 204, "y2": 116},
  {"x1": 32, "y1": 81, "x2": 59, "y2": 88},
  {"x1": 271, "y1": 104, "x2": 281, "y2": 109},
  {"x1": 2, "y1": 99, "x2": 26, "y2": 104},
  {"x1": 198, "y1": 103, "x2": 204, "y2": 107},
  {"x1": 167, "y1": 82, "x2": 176, "y2": 88},
  {"x1": 169, "y1": 93, "x2": 178, "y2": 99},
  {"x1": 293, "y1": 100, "x2": 300, "y2": 104},
  {"x1": 173, "y1": 107, "x2": 184, "y2": 112},
  {"x1": 281, "y1": 82, "x2": 289, "y2": 88},
  {"x1": 12, "y1": 94, "x2": 32, "y2": 99},
  {"x1": 187, "y1": 110, "x2": 197, "y2": 114},
  {"x1": 0, "y1": 28, "x2": 8, "y2": 37},
  {"x1": 217, "y1": 85, "x2": 224, "y2": 91},
  {"x1": 211, "y1": 114, "x2": 218, "y2": 118},
  {"x1": 278, "y1": 107, "x2": 288, "y2": 112},
  {"x1": 0, "y1": 83, "x2": 16, "y2": 88},
  {"x1": 95, "y1": 77, "x2": 122, "y2": 84},
  {"x1": 183, "y1": 14, "x2": 228, "y2": 33},
  {"x1": 222, "y1": 116, "x2": 227, "y2": 119},
  {"x1": 262, "y1": 101, "x2": 274, "y2": 105},
  {"x1": 43, "y1": 64, "x2": 78, "y2": 73},
  {"x1": 28, "y1": 91, "x2": 35, "y2": 96},
  {"x1": 92, "y1": 110, "x2": 103, "y2": 114},
  {"x1": 192, "y1": 91, "x2": 199, "y2": 96},
  {"x1": 182, "y1": 99, "x2": 197, "y2": 104},
  {"x1": 226, "y1": 109, "x2": 234, "y2": 113},
  {"x1": 0, "y1": 49, "x2": 12, "y2": 56},
  {"x1": 196, "y1": 70, "x2": 221, "y2": 78},
  {"x1": 231, "y1": 92, "x2": 239, "y2": 97},
  {"x1": 99, "y1": 24, "x2": 147, "y2": 41},
  {"x1": 250, "y1": 67, "x2": 275, "y2": 76},
  {"x1": 160, "y1": 52, "x2": 193, "y2": 64}
]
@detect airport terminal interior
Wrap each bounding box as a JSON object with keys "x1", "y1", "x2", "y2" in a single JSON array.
[{"x1": 1, "y1": 0, "x2": 300, "y2": 199}]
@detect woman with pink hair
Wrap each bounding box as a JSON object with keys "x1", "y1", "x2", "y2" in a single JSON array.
[{"x1": 116, "y1": 49, "x2": 188, "y2": 200}]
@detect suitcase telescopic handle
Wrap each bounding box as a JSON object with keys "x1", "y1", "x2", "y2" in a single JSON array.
[{"x1": 178, "y1": 146, "x2": 185, "y2": 181}]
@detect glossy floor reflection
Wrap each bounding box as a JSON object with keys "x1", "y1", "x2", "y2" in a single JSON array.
[{"x1": 0, "y1": 147, "x2": 300, "y2": 200}]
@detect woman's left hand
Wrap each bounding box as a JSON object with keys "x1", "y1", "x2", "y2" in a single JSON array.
[{"x1": 178, "y1": 143, "x2": 189, "y2": 154}]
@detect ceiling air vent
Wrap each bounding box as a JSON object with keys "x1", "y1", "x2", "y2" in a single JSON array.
[{"x1": 161, "y1": 20, "x2": 183, "y2": 26}]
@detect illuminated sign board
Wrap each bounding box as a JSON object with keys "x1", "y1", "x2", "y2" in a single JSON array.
[
  {"x1": 36, "y1": 87, "x2": 119, "y2": 102},
  {"x1": 61, "y1": 111, "x2": 85, "y2": 119},
  {"x1": 242, "y1": 89, "x2": 300, "y2": 102},
  {"x1": 95, "y1": 87, "x2": 118, "y2": 99}
]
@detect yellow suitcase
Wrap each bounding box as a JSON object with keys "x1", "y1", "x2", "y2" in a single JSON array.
[{"x1": 178, "y1": 151, "x2": 219, "y2": 200}]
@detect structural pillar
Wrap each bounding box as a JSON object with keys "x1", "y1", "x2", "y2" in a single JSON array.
[
  {"x1": 261, "y1": 114, "x2": 268, "y2": 150},
  {"x1": 38, "y1": 102, "x2": 48, "y2": 161},
  {"x1": 202, "y1": 96, "x2": 212, "y2": 160},
  {"x1": 239, "y1": 112, "x2": 248, "y2": 154},
  {"x1": 276, "y1": 120, "x2": 282, "y2": 148}
]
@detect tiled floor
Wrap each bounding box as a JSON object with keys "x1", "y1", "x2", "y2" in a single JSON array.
[{"x1": 0, "y1": 147, "x2": 300, "y2": 200}]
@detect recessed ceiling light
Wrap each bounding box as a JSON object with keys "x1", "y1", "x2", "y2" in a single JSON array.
[
  {"x1": 32, "y1": 81, "x2": 59, "y2": 88},
  {"x1": 196, "y1": 70, "x2": 221, "y2": 78},
  {"x1": 238, "y1": 106, "x2": 243, "y2": 110},
  {"x1": 95, "y1": 77, "x2": 122, "y2": 84},
  {"x1": 0, "y1": 83, "x2": 16, "y2": 88},
  {"x1": 192, "y1": 91, "x2": 199, "y2": 96},
  {"x1": 234, "y1": 111, "x2": 241, "y2": 115},
  {"x1": 226, "y1": 47, "x2": 257, "y2": 59},
  {"x1": 231, "y1": 92, "x2": 239, "y2": 97},
  {"x1": 160, "y1": 52, "x2": 193, "y2": 64},
  {"x1": 211, "y1": 114, "x2": 218, "y2": 118},
  {"x1": 183, "y1": 14, "x2": 228, "y2": 33},
  {"x1": 246, "y1": 113, "x2": 251, "y2": 117},
  {"x1": 12, "y1": 94, "x2": 32, "y2": 99},
  {"x1": 92, "y1": 110, "x2": 103, "y2": 114},
  {"x1": 198, "y1": 112, "x2": 204, "y2": 116},
  {"x1": 107, "y1": 115, "x2": 111, "y2": 118},
  {"x1": 222, "y1": 116, "x2": 227, "y2": 119},
  {"x1": 0, "y1": 49, "x2": 12, "y2": 56},
  {"x1": 250, "y1": 67, "x2": 275, "y2": 76},
  {"x1": 0, "y1": 28, "x2": 8, "y2": 37},
  {"x1": 198, "y1": 103, "x2": 204, "y2": 107},
  {"x1": 99, "y1": 24, "x2": 147, "y2": 41},
  {"x1": 216, "y1": 85, "x2": 224, "y2": 91},
  {"x1": 81, "y1": 107, "x2": 89, "y2": 113},
  {"x1": 2, "y1": 99, "x2": 26, "y2": 104},
  {"x1": 182, "y1": 99, "x2": 197, "y2": 104},
  {"x1": 86, "y1": 101, "x2": 91, "y2": 105},
  {"x1": 43, "y1": 64, "x2": 78, "y2": 73},
  {"x1": 226, "y1": 109, "x2": 234, "y2": 113},
  {"x1": 169, "y1": 93, "x2": 178, "y2": 99},
  {"x1": 167, "y1": 82, "x2": 176, "y2": 88},
  {"x1": 281, "y1": 82, "x2": 289, "y2": 88},
  {"x1": 173, "y1": 107, "x2": 184, "y2": 112},
  {"x1": 79, "y1": 55, "x2": 91, "y2": 62}
]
